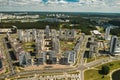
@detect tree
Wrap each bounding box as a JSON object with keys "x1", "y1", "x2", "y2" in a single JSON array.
[
  {"x1": 111, "y1": 28, "x2": 120, "y2": 37},
  {"x1": 101, "y1": 65, "x2": 110, "y2": 75}
]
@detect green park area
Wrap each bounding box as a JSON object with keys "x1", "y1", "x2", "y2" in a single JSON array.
[
  {"x1": 87, "y1": 56, "x2": 109, "y2": 63},
  {"x1": 22, "y1": 42, "x2": 35, "y2": 52},
  {"x1": 84, "y1": 60, "x2": 120, "y2": 80},
  {"x1": 60, "y1": 41, "x2": 75, "y2": 52},
  {"x1": 85, "y1": 69, "x2": 110, "y2": 80}
]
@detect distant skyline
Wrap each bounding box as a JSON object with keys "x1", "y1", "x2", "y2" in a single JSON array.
[{"x1": 0, "y1": 0, "x2": 120, "y2": 13}]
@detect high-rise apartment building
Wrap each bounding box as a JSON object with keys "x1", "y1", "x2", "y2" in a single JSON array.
[
  {"x1": 110, "y1": 36, "x2": 118, "y2": 54},
  {"x1": 105, "y1": 26, "x2": 111, "y2": 40}
]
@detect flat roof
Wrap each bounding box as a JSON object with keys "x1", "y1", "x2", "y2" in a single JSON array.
[{"x1": 92, "y1": 30, "x2": 101, "y2": 35}]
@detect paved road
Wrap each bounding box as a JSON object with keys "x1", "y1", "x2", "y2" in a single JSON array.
[
  {"x1": 3, "y1": 56, "x2": 117, "y2": 80},
  {"x1": 78, "y1": 36, "x2": 88, "y2": 80}
]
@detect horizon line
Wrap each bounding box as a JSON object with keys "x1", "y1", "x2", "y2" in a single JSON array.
[{"x1": 0, "y1": 11, "x2": 120, "y2": 14}]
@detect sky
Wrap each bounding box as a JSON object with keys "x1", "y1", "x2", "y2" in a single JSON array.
[{"x1": 0, "y1": 0, "x2": 120, "y2": 13}]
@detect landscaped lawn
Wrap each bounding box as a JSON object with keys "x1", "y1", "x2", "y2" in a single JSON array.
[
  {"x1": 22, "y1": 42, "x2": 35, "y2": 52},
  {"x1": 87, "y1": 58, "x2": 95, "y2": 63},
  {"x1": 97, "y1": 60, "x2": 120, "y2": 71},
  {"x1": 87, "y1": 56, "x2": 109, "y2": 63},
  {"x1": 60, "y1": 41, "x2": 75, "y2": 52},
  {"x1": 84, "y1": 60, "x2": 120, "y2": 80},
  {"x1": 84, "y1": 69, "x2": 110, "y2": 80}
]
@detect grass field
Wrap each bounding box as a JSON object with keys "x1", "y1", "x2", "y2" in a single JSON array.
[
  {"x1": 84, "y1": 60, "x2": 120, "y2": 80},
  {"x1": 22, "y1": 42, "x2": 35, "y2": 52},
  {"x1": 60, "y1": 41, "x2": 75, "y2": 52},
  {"x1": 84, "y1": 69, "x2": 110, "y2": 80}
]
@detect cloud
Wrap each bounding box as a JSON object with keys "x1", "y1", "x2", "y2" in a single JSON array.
[{"x1": 0, "y1": 0, "x2": 119, "y2": 13}]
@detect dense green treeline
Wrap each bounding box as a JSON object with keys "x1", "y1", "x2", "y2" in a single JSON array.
[
  {"x1": 0, "y1": 21, "x2": 60, "y2": 29},
  {"x1": 109, "y1": 20, "x2": 120, "y2": 26},
  {"x1": 62, "y1": 17, "x2": 96, "y2": 34},
  {"x1": 0, "y1": 17, "x2": 96, "y2": 35},
  {"x1": 111, "y1": 28, "x2": 120, "y2": 37},
  {"x1": 107, "y1": 20, "x2": 120, "y2": 37}
]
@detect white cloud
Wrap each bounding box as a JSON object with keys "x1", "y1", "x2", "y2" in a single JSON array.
[{"x1": 0, "y1": 0, "x2": 119, "y2": 13}]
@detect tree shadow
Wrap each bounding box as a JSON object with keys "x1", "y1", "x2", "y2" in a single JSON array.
[
  {"x1": 99, "y1": 69, "x2": 103, "y2": 75},
  {"x1": 99, "y1": 70, "x2": 105, "y2": 79}
]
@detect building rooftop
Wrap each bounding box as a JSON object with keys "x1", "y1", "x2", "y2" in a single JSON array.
[{"x1": 92, "y1": 30, "x2": 101, "y2": 35}]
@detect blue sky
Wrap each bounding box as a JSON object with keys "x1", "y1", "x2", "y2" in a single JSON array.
[{"x1": 0, "y1": 0, "x2": 120, "y2": 13}]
